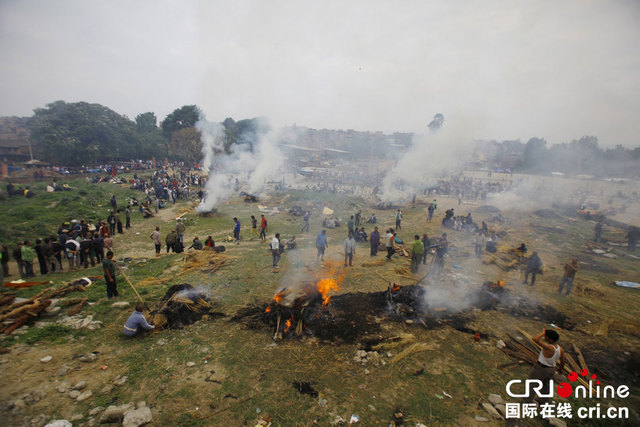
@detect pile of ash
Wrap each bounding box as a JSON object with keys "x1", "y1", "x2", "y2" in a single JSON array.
[{"x1": 151, "y1": 284, "x2": 224, "y2": 329}]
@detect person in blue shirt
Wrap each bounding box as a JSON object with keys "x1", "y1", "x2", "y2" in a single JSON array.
[
  {"x1": 233, "y1": 217, "x2": 241, "y2": 244},
  {"x1": 316, "y1": 229, "x2": 328, "y2": 262},
  {"x1": 122, "y1": 304, "x2": 155, "y2": 337}
]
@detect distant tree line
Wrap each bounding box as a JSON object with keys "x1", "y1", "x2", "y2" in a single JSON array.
[{"x1": 26, "y1": 101, "x2": 267, "y2": 166}]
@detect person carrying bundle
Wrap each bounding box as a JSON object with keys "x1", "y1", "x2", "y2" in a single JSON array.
[{"x1": 122, "y1": 304, "x2": 155, "y2": 337}]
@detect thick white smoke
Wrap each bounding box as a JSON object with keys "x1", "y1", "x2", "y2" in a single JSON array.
[{"x1": 195, "y1": 115, "x2": 285, "y2": 213}]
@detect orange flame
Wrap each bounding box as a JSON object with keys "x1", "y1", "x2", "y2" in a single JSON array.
[
  {"x1": 265, "y1": 306, "x2": 272, "y2": 313},
  {"x1": 392, "y1": 284, "x2": 401, "y2": 292},
  {"x1": 317, "y1": 278, "x2": 339, "y2": 306},
  {"x1": 273, "y1": 291, "x2": 284, "y2": 304},
  {"x1": 284, "y1": 316, "x2": 293, "y2": 332}
]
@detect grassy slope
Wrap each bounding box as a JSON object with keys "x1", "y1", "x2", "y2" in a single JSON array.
[{"x1": 0, "y1": 180, "x2": 639, "y2": 426}]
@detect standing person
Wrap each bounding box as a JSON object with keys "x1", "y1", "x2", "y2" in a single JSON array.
[
  {"x1": 93, "y1": 234, "x2": 104, "y2": 264},
  {"x1": 385, "y1": 229, "x2": 395, "y2": 261},
  {"x1": 370, "y1": 227, "x2": 380, "y2": 256},
  {"x1": 523, "y1": 251, "x2": 543, "y2": 286},
  {"x1": 124, "y1": 207, "x2": 131, "y2": 230},
  {"x1": 316, "y1": 229, "x2": 328, "y2": 262},
  {"x1": 260, "y1": 214, "x2": 268, "y2": 242},
  {"x1": 529, "y1": 329, "x2": 565, "y2": 401},
  {"x1": 65, "y1": 238, "x2": 80, "y2": 271},
  {"x1": 409, "y1": 235, "x2": 425, "y2": 273},
  {"x1": 12, "y1": 242, "x2": 24, "y2": 279},
  {"x1": 176, "y1": 219, "x2": 186, "y2": 243},
  {"x1": 122, "y1": 304, "x2": 155, "y2": 337},
  {"x1": 347, "y1": 215, "x2": 355, "y2": 234},
  {"x1": 434, "y1": 241, "x2": 447, "y2": 275},
  {"x1": 150, "y1": 227, "x2": 162, "y2": 256},
  {"x1": 21, "y1": 241, "x2": 36, "y2": 278},
  {"x1": 110, "y1": 194, "x2": 117, "y2": 211},
  {"x1": 153, "y1": 197, "x2": 159, "y2": 214},
  {"x1": 107, "y1": 212, "x2": 116, "y2": 236},
  {"x1": 233, "y1": 217, "x2": 241, "y2": 244},
  {"x1": 79, "y1": 235, "x2": 93, "y2": 268},
  {"x1": 301, "y1": 211, "x2": 310, "y2": 233},
  {"x1": 474, "y1": 231, "x2": 485, "y2": 258},
  {"x1": 102, "y1": 251, "x2": 119, "y2": 299},
  {"x1": 270, "y1": 233, "x2": 281, "y2": 270},
  {"x1": 395, "y1": 210, "x2": 403, "y2": 231},
  {"x1": 250, "y1": 215, "x2": 258, "y2": 240},
  {"x1": 116, "y1": 211, "x2": 124, "y2": 234},
  {"x1": 558, "y1": 258, "x2": 579, "y2": 295},
  {"x1": 355, "y1": 210, "x2": 361, "y2": 228},
  {"x1": 594, "y1": 221, "x2": 602, "y2": 243},
  {"x1": 51, "y1": 237, "x2": 64, "y2": 272},
  {"x1": 165, "y1": 229, "x2": 177, "y2": 253},
  {"x1": 1, "y1": 245, "x2": 9, "y2": 278},
  {"x1": 421, "y1": 233, "x2": 431, "y2": 265},
  {"x1": 103, "y1": 234, "x2": 114, "y2": 252},
  {"x1": 344, "y1": 231, "x2": 356, "y2": 267},
  {"x1": 34, "y1": 239, "x2": 48, "y2": 275},
  {"x1": 427, "y1": 203, "x2": 435, "y2": 223}
]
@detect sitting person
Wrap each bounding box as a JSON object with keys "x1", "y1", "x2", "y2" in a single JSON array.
[
  {"x1": 188, "y1": 236, "x2": 203, "y2": 250},
  {"x1": 122, "y1": 304, "x2": 155, "y2": 337},
  {"x1": 204, "y1": 236, "x2": 215, "y2": 249},
  {"x1": 366, "y1": 213, "x2": 377, "y2": 224},
  {"x1": 515, "y1": 243, "x2": 528, "y2": 254},
  {"x1": 286, "y1": 235, "x2": 297, "y2": 250}
]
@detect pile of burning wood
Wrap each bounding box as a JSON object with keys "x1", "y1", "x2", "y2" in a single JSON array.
[
  {"x1": 0, "y1": 278, "x2": 93, "y2": 334},
  {"x1": 150, "y1": 284, "x2": 217, "y2": 330}
]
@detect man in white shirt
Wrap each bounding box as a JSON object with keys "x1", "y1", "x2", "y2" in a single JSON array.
[
  {"x1": 344, "y1": 231, "x2": 356, "y2": 267},
  {"x1": 270, "y1": 233, "x2": 281, "y2": 270},
  {"x1": 385, "y1": 229, "x2": 395, "y2": 261}
]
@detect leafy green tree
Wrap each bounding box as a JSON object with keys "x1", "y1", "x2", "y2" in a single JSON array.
[
  {"x1": 521, "y1": 137, "x2": 548, "y2": 172},
  {"x1": 160, "y1": 105, "x2": 200, "y2": 138},
  {"x1": 135, "y1": 112, "x2": 158, "y2": 133},
  {"x1": 168, "y1": 127, "x2": 202, "y2": 162}
]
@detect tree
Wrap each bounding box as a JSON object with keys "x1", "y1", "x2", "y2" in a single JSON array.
[
  {"x1": 168, "y1": 127, "x2": 202, "y2": 163},
  {"x1": 160, "y1": 105, "x2": 200, "y2": 138},
  {"x1": 521, "y1": 137, "x2": 548, "y2": 172},
  {"x1": 28, "y1": 101, "x2": 142, "y2": 165},
  {"x1": 135, "y1": 112, "x2": 158, "y2": 133}
]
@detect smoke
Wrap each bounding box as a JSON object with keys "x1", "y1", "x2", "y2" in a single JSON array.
[
  {"x1": 195, "y1": 114, "x2": 285, "y2": 212},
  {"x1": 379, "y1": 115, "x2": 478, "y2": 203}
]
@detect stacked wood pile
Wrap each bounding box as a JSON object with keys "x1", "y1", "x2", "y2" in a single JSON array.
[
  {"x1": 501, "y1": 328, "x2": 591, "y2": 388},
  {"x1": 0, "y1": 281, "x2": 87, "y2": 334},
  {"x1": 150, "y1": 283, "x2": 217, "y2": 329},
  {"x1": 177, "y1": 251, "x2": 234, "y2": 277},
  {"x1": 483, "y1": 247, "x2": 529, "y2": 271}
]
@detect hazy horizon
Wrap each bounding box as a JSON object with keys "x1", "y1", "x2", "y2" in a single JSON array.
[{"x1": 1, "y1": 0, "x2": 639, "y2": 147}]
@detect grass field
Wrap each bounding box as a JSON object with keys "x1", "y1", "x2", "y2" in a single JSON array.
[{"x1": 1, "y1": 177, "x2": 639, "y2": 426}]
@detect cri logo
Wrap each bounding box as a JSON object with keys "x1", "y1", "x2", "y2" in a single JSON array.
[
  {"x1": 507, "y1": 369, "x2": 629, "y2": 399},
  {"x1": 557, "y1": 369, "x2": 599, "y2": 398}
]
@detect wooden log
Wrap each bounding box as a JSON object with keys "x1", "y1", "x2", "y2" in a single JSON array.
[
  {"x1": 0, "y1": 300, "x2": 47, "y2": 322},
  {"x1": 2, "y1": 313, "x2": 31, "y2": 334},
  {"x1": 0, "y1": 288, "x2": 53, "y2": 315},
  {"x1": 573, "y1": 344, "x2": 589, "y2": 372}
]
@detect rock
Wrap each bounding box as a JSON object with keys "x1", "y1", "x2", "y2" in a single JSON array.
[
  {"x1": 481, "y1": 402, "x2": 502, "y2": 419},
  {"x1": 72, "y1": 380, "x2": 87, "y2": 391},
  {"x1": 71, "y1": 413, "x2": 83, "y2": 421},
  {"x1": 57, "y1": 382, "x2": 69, "y2": 393},
  {"x1": 57, "y1": 365, "x2": 71, "y2": 376},
  {"x1": 111, "y1": 301, "x2": 131, "y2": 308},
  {"x1": 122, "y1": 406, "x2": 152, "y2": 427},
  {"x1": 186, "y1": 362, "x2": 196, "y2": 367},
  {"x1": 100, "y1": 384, "x2": 113, "y2": 394},
  {"x1": 44, "y1": 421, "x2": 72, "y2": 427},
  {"x1": 77, "y1": 390, "x2": 93, "y2": 402},
  {"x1": 404, "y1": 319, "x2": 414, "y2": 324},
  {"x1": 68, "y1": 390, "x2": 81, "y2": 399},
  {"x1": 78, "y1": 352, "x2": 98, "y2": 362},
  {"x1": 113, "y1": 375, "x2": 128, "y2": 386},
  {"x1": 494, "y1": 404, "x2": 507, "y2": 417},
  {"x1": 88, "y1": 406, "x2": 104, "y2": 416},
  {"x1": 43, "y1": 306, "x2": 61, "y2": 316},
  {"x1": 367, "y1": 405, "x2": 376, "y2": 412},
  {"x1": 87, "y1": 418, "x2": 96, "y2": 426},
  {"x1": 488, "y1": 393, "x2": 504, "y2": 405},
  {"x1": 474, "y1": 416, "x2": 489, "y2": 422},
  {"x1": 549, "y1": 418, "x2": 568, "y2": 427},
  {"x1": 100, "y1": 403, "x2": 134, "y2": 423},
  {"x1": 156, "y1": 339, "x2": 166, "y2": 346},
  {"x1": 318, "y1": 398, "x2": 327, "y2": 407},
  {"x1": 495, "y1": 340, "x2": 506, "y2": 349},
  {"x1": 40, "y1": 355, "x2": 53, "y2": 363}
]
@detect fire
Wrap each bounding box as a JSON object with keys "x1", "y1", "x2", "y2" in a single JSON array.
[
  {"x1": 274, "y1": 292, "x2": 284, "y2": 304},
  {"x1": 265, "y1": 306, "x2": 272, "y2": 313},
  {"x1": 317, "y1": 278, "x2": 339, "y2": 306},
  {"x1": 284, "y1": 316, "x2": 293, "y2": 332},
  {"x1": 392, "y1": 283, "x2": 401, "y2": 292}
]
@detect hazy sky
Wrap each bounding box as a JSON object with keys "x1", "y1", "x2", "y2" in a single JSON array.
[{"x1": 1, "y1": 0, "x2": 638, "y2": 146}]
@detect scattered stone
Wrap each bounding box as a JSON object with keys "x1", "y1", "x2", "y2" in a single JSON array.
[
  {"x1": 481, "y1": 403, "x2": 502, "y2": 419},
  {"x1": 34, "y1": 321, "x2": 51, "y2": 328},
  {"x1": 43, "y1": 306, "x2": 61, "y2": 316},
  {"x1": 87, "y1": 418, "x2": 97, "y2": 426},
  {"x1": 77, "y1": 390, "x2": 93, "y2": 402},
  {"x1": 367, "y1": 405, "x2": 376, "y2": 412},
  {"x1": 156, "y1": 339, "x2": 166, "y2": 346},
  {"x1": 44, "y1": 421, "x2": 72, "y2": 427},
  {"x1": 77, "y1": 352, "x2": 99, "y2": 362},
  {"x1": 57, "y1": 315, "x2": 103, "y2": 330},
  {"x1": 100, "y1": 384, "x2": 113, "y2": 394},
  {"x1": 495, "y1": 340, "x2": 506, "y2": 349},
  {"x1": 72, "y1": 381, "x2": 87, "y2": 391},
  {"x1": 113, "y1": 375, "x2": 128, "y2": 386},
  {"x1": 318, "y1": 398, "x2": 327, "y2": 407},
  {"x1": 494, "y1": 404, "x2": 507, "y2": 417},
  {"x1": 186, "y1": 362, "x2": 196, "y2": 367},
  {"x1": 474, "y1": 416, "x2": 489, "y2": 422},
  {"x1": 99, "y1": 403, "x2": 134, "y2": 423},
  {"x1": 68, "y1": 390, "x2": 81, "y2": 399},
  {"x1": 71, "y1": 414, "x2": 83, "y2": 421},
  {"x1": 364, "y1": 368, "x2": 370, "y2": 374},
  {"x1": 122, "y1": 406, "x2": 152, "y2": 427},
  {"x1": 57, "y1": 382, "x2": 69, "y2": 393},
  {"x1": 89, "y1": 406, "x2": 104, "y2": 416},
  {"x1": 40, "y1": 355, "x2": 53, "y2": 363},
  {"x1": 111, "y1": 301, "x2": 131, "y2": 308},
  {"x1": 488, "y1": 393, "x2": 504, "y2": 405},
  {"x1": 548, "y1": 418, "x2": 568, "y2": 427},
  {"x1": 200, "y1": 347, "x2": 210, "y2": 353},
  {"x1": 57, "y1": 365, "x2": 71, "y2": 376}
]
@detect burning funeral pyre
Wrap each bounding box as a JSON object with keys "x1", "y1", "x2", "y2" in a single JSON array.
[{"x1": 151, "y1": 284, "x2": 222, "y2": 329}]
